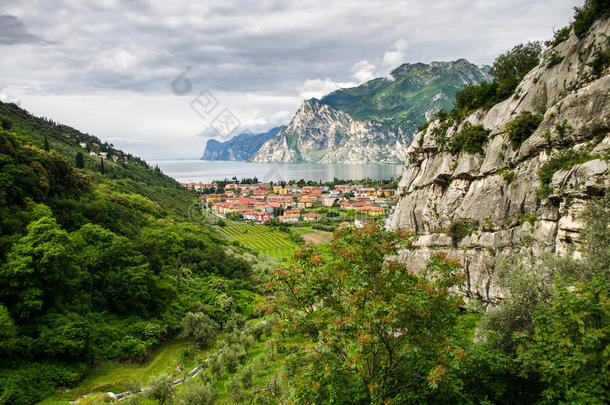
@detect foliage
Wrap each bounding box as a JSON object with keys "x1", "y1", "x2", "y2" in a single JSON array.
[
  {"x1": 447, "y1": 219, "x2": 478, "y2": 246},
  {"x1": 174, "y1": 378, "x2": 216, "y2": 405},
  {"x1": 537, "y1": 149, "x2": 595, "y2": 198},
  {"x1": 572, "y1": 0, "x2": 610, "y2": 37},
  {"x1": 448, "y1": 122, "x2": 490, "y2": 155},
  {"x1": 452, "y1": 42, "x2": 542, "y2": 118},
  {"x1": 144, "y1": 375, "x2": 174, "y2": 405},
  {"x1": 480, "y1": 194, "x2": 610, "y2": 403},
  {"x1": 588, "y1": 45, "x2": 610, "y2": 77},
  {"x1": 546, "y1": 51, "x2": 565, "y2": 67},
  {"x1": 268, "y1": 225, "x2": 471, "y2": 403},
  {"x1": 545, "y1": 25, "x2": 571, "y2": 47},
  {"x1": 0, "y1": 101, "x2": 261, "y2": 403},
  {"x1": 505, "y1": 111, "x2": 543, "y2": 148},
  {"x1": 180, "y1": 312, "x2": 219, "y2": 348},
  {"x1": 75, "y1": 151, "x2": 84, "y2": 169}
]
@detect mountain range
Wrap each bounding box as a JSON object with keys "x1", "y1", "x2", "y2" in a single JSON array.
[
  {"x1": 201, "y1": 126, "x2": 285, "y2": 160},
  {"x1": 250, "y1": 59, "x2": 491, "y2": 163}
]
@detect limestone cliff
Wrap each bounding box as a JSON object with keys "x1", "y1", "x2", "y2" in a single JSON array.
[
  {"x1": 251, "y1": 99, "x2": 409, "y2": 163},
  {"x1": 387, "y1": 16, "x2": 610, "y2": 303}
]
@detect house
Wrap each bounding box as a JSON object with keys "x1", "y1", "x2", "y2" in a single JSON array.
[
  {"x1": 322, "y1": 197, "x2": 337, "y2": 207},
  {"x1": 89, "y1": 151, "x2": 97, "y2": 157},
  {"x1": 279, "y1": 214, "x2": 300, "y2": 223},
  {"x1": 79, "y1": 142, "x2": 87, "y2": 148},
  {"x1": 302, "y1": 213, "x2": 322, "y2": 222}
]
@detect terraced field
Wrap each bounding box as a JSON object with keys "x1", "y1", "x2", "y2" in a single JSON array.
[{"x1": 216, "y1": 220, "x2": 297, "y2": 259}]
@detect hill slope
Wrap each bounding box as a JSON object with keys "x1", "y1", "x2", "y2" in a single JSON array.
[{"x1": 0, "y1": 102, "x2": 259, "y2": 404}]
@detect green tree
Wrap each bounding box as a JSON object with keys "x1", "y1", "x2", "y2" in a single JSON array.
[
  {"x1": 490, "y1": 41, "x2": 542, "y2": 98},
  {"x1": 180, "y1": 312, "x2": 219, "y2": 348},
  {"x1": 75, "y1": 152, "x2": 84, "y2": 169},
  {"x1": 144, "y1": 375, "x2": 174, "y2": 405},
  {"x1": 43, "y1": 135, "x2": 50, "y2": 152},
  {"x1": 268, "y1": 225, "x2": 467, "y2": 403},
  {"x1": 0, "y1": 216, "x2": 78, "y2": 320},
  {"x1": 175, "y1": 378, "x2": 216, "y2": 405}
]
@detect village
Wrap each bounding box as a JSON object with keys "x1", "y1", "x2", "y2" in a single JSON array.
[{"x1": 181, "y1": 180, "x2": 397, "y2": 227}]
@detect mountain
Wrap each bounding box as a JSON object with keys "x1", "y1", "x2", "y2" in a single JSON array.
[
  {"x1": 252, "y1": 59, "x2": 490, "y2": 163},
  {"x1": 322, "y1": 58, "x2": 491, "y2": 127},
  {"x1": 387, "y1": 14, "x2": 610, "y2": 303},
  {"x1": 251, "y1": 99, "x2": 409, "y2": 163},
  {"x1": 201, "y1": 125, "x2": 285, "y2": 160}
]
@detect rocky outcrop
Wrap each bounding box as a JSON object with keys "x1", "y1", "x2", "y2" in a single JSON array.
[
  {"x1": 387, "y1": 16, "x2": 610, "y2": 303},
  {"x1": 251, "y1": 99, "x2": 408, "y2": 163}
]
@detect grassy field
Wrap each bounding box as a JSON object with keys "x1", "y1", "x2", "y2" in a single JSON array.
[
  {"x1": 39, "y1": 340, "x2": 203, "y2": 404},
  {"x1": 216, "y1": 220, "x2": 297, "y2": 259}
]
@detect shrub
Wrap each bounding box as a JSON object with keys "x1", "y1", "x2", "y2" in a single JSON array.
[
  {"x1": 448, "y1": 122, "x2": 490, "y2": 155},
  {"x1": 546, "y1": 51, "x2": 565, "y2": 67},
  {"x1": 545, "y1": 25, "x2": 571, "y2": 47},
  {"x1": 537, "y1": 149, "x2": 595, "y2": 198},
  {"x1": 588, "y1": 47, "x2": 610, "y2": 77},
  {"x1": 505, "y1": 111, "x2": 543, "y2": 147},
  {"x1": 447, "y1": 219, "x2": 478, "y2": 246}
]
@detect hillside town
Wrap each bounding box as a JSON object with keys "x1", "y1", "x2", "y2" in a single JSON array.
[{"x1": 180, "y1": 181, "x2": 396, "y2": 225}]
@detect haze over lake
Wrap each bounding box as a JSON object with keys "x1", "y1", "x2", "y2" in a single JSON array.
[{"x1": 150, "y1": 160, "x2": 404, "y2": 183}]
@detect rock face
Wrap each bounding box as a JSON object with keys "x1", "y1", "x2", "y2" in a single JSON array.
[
  {"x1": 251, "y1": 99, "x2": 408, "y2": 163},
  {"x1": 252, "y1": 60, "x2": 490, "y2": 164},
  {"x1": 387, "y1": 16, "x2": 610, "y2": 303},
  {"x1": 201, "y1": 126, "x2": 284, "y2": 161}
]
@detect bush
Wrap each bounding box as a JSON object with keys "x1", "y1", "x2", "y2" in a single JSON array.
[
  {"x1": 448, "y1": 122, "x2": 490, "y2": 155},
  {"x1": 588, "y1": 47, "x2": 610, "y2": 77},
  {"x1": 537, "y1": 149, "x2": 595, "y2": 198},
  {"x1": 505, "y1": 111, "x2": 543, "y2": 147},
  {"x1": 447, "y1": 219, "x2": 478, "y2": 246},
  {"x1": 180, "y1": 312, "x2": 219, "y2": 348},
  {"x1": 546, "y1": 51, "x2": 565, "y2": 67},
  {"x1": 545, "y1": 25, "x2": 571, "y2": 47}
]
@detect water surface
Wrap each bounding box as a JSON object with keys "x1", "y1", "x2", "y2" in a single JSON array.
[{"x1": 149, "y1": 160, "x2": 404, "y2": 183}]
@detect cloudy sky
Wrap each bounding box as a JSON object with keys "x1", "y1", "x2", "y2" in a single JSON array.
[{"x1": 0, "y1": 0, "x2": 578, "y2": 159}]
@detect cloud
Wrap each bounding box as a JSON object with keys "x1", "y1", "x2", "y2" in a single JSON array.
[
  {"x1": 298, "y1": 78, "x2": 358, "y2": 100},
  {"x1": 0, "y1": 0, "x2": 578, "y2": 158},
  {"x1": 0, "y1": 15, "x2": 49, "y2": 45},
  {"x1": 351, "y1": 60, "x2": 377, "y2": 83},
  {"x1": 382, "y1": 39, "x2": 409, "y2": 73}
]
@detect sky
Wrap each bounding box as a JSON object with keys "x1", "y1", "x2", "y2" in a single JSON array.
[{"x1": 0, "y1": 0, "x2": 579, "y2": 159}]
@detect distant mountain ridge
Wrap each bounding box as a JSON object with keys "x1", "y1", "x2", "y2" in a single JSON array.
[
  {"x1": 252, "y1": 59, "x2": 491, "y2": 163},
  {"x1": 201, "y1": 126, "x2": 285, "y2": 161}
]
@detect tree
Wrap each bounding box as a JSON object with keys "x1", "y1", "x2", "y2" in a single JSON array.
[
  {"x1": 144, "y1": 375, "x2": 174, "y2": 405},
  {"x1": 100, "y1": 156, "x2": 104, "y2": 174},
  {"x1": 0, "y1": 216, "x2": 78, "y2": 320},
  {"x1": 75, "y1": 152, "x2": 84, "y2": 169},
  {"x1": 0, "y1": 117, "x2": 11, "y2": 130},
  {"x1": 175, "y1": 378, "x2": 216, "y2": 405},
  {"x1": 43, "y1": 135, "x2": 50, "y2": 152},
  {"x1": 181, "y1": 312, "x2": 218, "y2": 348},
  {"x1": 268, "y1": 224, "x2": 467, "y2": 403},
  {"x1": 490, "y1": 41, "x2": 542, "y2": 98}
]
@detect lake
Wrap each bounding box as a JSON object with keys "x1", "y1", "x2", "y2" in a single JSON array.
[{"x1": 149, "y1": 160, "x2": 405, "y2": 183}]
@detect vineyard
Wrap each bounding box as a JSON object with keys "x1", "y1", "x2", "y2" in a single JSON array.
[{"x1": 215, "y1": 220, "x2": 297, "y2": 259}]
